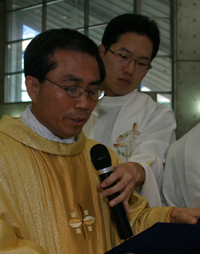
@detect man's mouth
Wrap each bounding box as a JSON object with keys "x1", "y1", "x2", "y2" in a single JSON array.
[
  {"x1": 69, "y1": 117, "x2": 87, "y2": 126},
  {"x1": 73, "y1": 119, "x2": 83, "y2": 122},
  {"x1": 119, "y1": 78, "x2": 131, "y2": 85}
]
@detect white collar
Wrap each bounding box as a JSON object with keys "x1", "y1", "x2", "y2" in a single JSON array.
[{"x1": 20, "y1": 105, "x2": 76, "y2": 144}]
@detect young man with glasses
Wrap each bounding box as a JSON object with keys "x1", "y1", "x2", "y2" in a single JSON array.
[
  {"x1": 84, "y1": 14, "x2": 176, "y2": 211},
  {"x1": 1, "y1": 27, "x2": 200, "y2": 254}
]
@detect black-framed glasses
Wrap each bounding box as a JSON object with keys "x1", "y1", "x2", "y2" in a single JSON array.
[
  {"x1": 107, "y1": 48, "x2": 152, "y2": 72},
  {"x1": 44, "y1": 78, "x2": 105, "y2": 101}
]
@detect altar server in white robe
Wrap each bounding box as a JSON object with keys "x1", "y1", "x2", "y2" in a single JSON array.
[
  {"x1": 83, "y1": 13, "x2": 176, "y2": 210},
  {"x1": 162, "y1": 122, "x2": 200, "y2": 208}
]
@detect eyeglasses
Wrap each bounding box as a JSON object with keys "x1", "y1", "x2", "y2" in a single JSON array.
[
  {"x1": 44, "y1": 78, "x2": 105, "y2": 101},
  {"x1": 107, "y1": 48, "x2": 152, "y2": 72}
]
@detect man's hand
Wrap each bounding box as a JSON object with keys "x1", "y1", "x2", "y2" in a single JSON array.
[
  {"x1": 170, "y1": 207, "x2": 200, "y2": 224},
  {"x1": 96, "y1": 162, "x2": 145, "y2": 213}
]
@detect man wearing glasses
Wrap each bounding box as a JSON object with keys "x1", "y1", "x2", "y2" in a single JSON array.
[
  {"x1": 83, "y1": 14, "x2": 176, "y2": 211},
  {"x1": 1, "y1": 27, "x2": 200, "y2": 254}
]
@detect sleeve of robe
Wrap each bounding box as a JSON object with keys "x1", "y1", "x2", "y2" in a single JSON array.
[
  {"x1": 161, "y1": 136, "x2": 187, "y2": 207},
  {"x1": 0, "y1": 164, "x2": 49, "y2": 254},
  {"x1": 162, "y1": 122, "x2": 200, "y2": 208},
  {"x1": 0, "y1": 219, "x2": 47, "y2": 253},
  {"x1": 128, "y1": 103, "x2": 176, "y2": 207},
  {"x1": 107, "y1": 147, "x2": 173, "y2": 241}
]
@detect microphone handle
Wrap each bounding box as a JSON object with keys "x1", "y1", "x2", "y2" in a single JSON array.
[{"x1": 99, "y1": 172, "x2": 133, "y2": 239}]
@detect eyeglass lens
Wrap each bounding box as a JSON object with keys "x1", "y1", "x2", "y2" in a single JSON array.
[
  {"x1": 115, "y1": 53, "x2": 149, "y2": 71},
  {"x1": 67, "y1": 86, "x2": 104, "y2": 101}
]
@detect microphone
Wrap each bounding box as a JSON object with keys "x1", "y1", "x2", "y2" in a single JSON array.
[{"x1": 90, "y1": 143, "x2": 133, "y2": 240}]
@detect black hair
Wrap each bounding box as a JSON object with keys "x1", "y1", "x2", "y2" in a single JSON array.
[
  {"x1": 102, "y1": 13, "x2": 160, "y2": 61},
  {"x1": 24, "y1": 28, "x2": 105, "y2": 83}
]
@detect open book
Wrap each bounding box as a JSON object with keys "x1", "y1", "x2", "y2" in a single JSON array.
[{"x1": 105, "y1": 223, "x2": 200, "y2": 254}]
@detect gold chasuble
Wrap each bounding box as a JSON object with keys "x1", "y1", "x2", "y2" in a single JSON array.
[{"x1": 0, "y1": 115, "x2": 172, "y2": 254}]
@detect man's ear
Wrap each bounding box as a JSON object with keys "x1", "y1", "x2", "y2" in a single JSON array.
[
  {"x1": 25, "y1": 76, "x2": 40, "y2": 103},
  {"x1": 98, "y1": 44, "x2": 106, "y2": 58}
]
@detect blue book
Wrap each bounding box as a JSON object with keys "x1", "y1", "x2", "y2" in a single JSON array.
[{"x1": 105, "y1": 223, "x2": 200, "y2": 254}]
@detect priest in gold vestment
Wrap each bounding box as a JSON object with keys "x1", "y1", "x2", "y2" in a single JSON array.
[
  {"x1": 0, "y1": 28, "x2": 200, "y2": 254},
  {"x1": 0, "y1": 115, "x2": 172, "y2": 254}
]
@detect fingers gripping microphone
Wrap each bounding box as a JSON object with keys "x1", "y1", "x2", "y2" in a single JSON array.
[{"x1": 90, "y1": 144, "x2": 133, "y2": 240}]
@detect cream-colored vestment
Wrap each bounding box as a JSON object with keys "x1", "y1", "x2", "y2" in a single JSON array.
[
  {"x1": 162, "y1": 122, "x2": 200, "y2": 207},
  {"x1": 83, "y1": 91, "x2": 176, "y2": 207}
]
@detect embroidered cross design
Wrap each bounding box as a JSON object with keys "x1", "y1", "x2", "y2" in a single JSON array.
[
  {"x1": 69, "y1": 203, "x2": 95, "y2": 241},
  {"x1": 113, "y1": 123, "x2": 140, "y2": 159}
]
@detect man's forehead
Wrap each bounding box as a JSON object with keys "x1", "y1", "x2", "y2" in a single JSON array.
[
  {"x1": 115, "y1": 32, "x2": 152, "y2": 45},
  {"x1": 113, "y1": 32, "x2": 153, "y2": 58},
  {"x1": 50, "y1": 49, "x2": 97, "y2": 66},
  {"x1": 50, "y1": 48, "x2": 94, "y2": 61},
  {"x1": 49, "y1": 50, "x2": 100, "y2": 83}
]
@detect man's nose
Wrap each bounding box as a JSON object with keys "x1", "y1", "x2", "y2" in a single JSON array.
[
  {"x1": 124, "y1": 59, "x2": 136, "y2": 74},
  {"x1": 74, "y1": 91, "x2": 90, "y2": 109}
]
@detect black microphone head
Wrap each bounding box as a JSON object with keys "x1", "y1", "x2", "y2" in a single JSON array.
[{"x1": 90, "y1": 144, "x2": 111, "y2": 170}]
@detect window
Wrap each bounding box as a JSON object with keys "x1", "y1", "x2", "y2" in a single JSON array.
[{"x1": 5, "y1": 0, "x2": 172, "y2": 106}]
